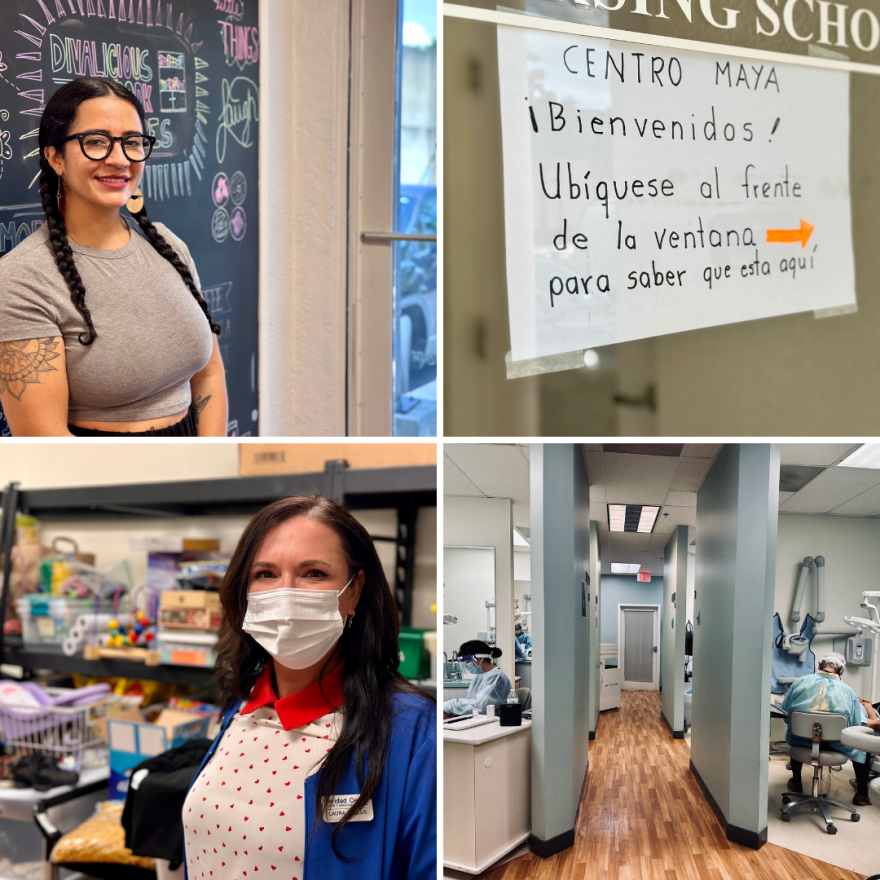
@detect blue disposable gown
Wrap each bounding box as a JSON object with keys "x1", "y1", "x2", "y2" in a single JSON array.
[
  {"x1": 443, "y1": 666, "x2": 514, "y2": 716},
  {"x1": 516, "y1": 632, "x2": 532, "y2": 651},
  {"x1": 514, "y1": 638, "x2": 527, "y2": 660},
  {"x1": 780, "y1": 670, "x2": 868, "y2": 763}
]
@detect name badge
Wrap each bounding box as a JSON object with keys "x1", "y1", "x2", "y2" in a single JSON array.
[{"x1": 322, "y1": 795, "x2": 374, "y2": 823}]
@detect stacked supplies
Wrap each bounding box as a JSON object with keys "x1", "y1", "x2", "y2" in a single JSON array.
[{"x1": 156, "y1": 590, "x2": 222, "y2": 667}]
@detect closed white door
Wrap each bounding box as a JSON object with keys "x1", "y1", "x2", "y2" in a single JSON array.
[{"x1": 619, "y1": 606, "x2": 660, "y2": 690}]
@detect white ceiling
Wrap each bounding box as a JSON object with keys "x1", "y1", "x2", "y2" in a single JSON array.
[
  {"x1": 444, "y1": 444, "x2": 531, "y2": 528},
  {"x1": 585, "y1": 446, "x2": 721, "y2": 575},
  {"x1": 444, "y1": 443, "x2": 880, "y2": 577},
  {"x1": 778, "y1": 444, "x2": 880, "y2": 515}
]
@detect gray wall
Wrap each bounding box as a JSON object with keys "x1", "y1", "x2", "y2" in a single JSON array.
[
  {"x1": 530, "y1": 444, "x2": 591, "y2": 843},
  {"x1": 775, "y1": 512, "x2": 880, "y2": 698},
  {"x1": 600, "y1": 575, "x2": 664, "y2": 643},
  {"x1": 661, "y1": 526, "x2": 689, "y2": 734},
  {"x1": 691, "y1": 444, "x2": 780, "y2": 844},
  {"x1": 589, "y1": 521, "x2": 601, "y2": 733}
]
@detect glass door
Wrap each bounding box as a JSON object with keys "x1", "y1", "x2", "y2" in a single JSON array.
[{"x1": 393, "y1": 0, "x2": 438, "y2": 436}]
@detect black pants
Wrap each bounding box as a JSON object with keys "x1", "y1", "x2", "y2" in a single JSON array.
[
  {"x1": 69, "y1": 405, "x2": 197, "y2": 437},
  {"x1": 791, "y1": 752, "x2": 871, "y2": 796}
]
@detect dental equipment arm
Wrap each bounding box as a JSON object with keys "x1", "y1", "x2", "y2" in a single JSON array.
[
  {"x1": 791, "y1": 557, "x2": 813, "y2": 624},
  {"x1": 814, "y1": 556, "x2": 825, "y2": 623}
]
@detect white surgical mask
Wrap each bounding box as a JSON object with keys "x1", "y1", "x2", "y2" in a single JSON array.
[{"x1": 242, "y1": 574, "x2": 355, "y2": 670}]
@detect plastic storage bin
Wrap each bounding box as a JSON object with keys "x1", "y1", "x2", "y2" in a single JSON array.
[
  {"x1": 398, "y1": 627, "x2": 431, "y2": 680},
  {"x1": 17, "y1": 596, "x2": 126, "y2": 649}
]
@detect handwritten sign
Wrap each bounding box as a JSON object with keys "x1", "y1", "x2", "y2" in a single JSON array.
[{"x1": 498, "y1": 26, "x2": 855, "y2": 362}]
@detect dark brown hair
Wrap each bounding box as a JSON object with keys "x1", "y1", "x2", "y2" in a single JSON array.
[
  {"x1": 214, "y1": 495, "x2": 431, "y2": 854},
  {"x1": 38, "y1": 77, "x2": 220, "y2": 344}
]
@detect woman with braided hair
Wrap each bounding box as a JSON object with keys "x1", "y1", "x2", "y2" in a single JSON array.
[{"x1": 0, "y1": 77, "x2": 227, "y2": 436}]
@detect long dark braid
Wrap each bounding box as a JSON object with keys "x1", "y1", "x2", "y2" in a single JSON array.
[
  {"x1": 38, "y1": 155, "x2": 96, "y2": 344},
  {"x1": 38, "y1": 77, "x2": 220, "y2": 344}
]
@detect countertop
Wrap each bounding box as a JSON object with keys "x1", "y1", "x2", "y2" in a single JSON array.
[{"x1": 443, "y1": 718, "x2": 532, "y2": 745}]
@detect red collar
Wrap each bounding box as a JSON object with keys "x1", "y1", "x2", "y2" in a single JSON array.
[{"x1": 242, "y1": 660, "x2": 345, "y2": 731}]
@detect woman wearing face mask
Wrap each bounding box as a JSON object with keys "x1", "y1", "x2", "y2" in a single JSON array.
[
  {"x1": 0, "y1": 77, "x2": 226, "y2": 436},
  {"x1": 182, "y1": 496, "x2": 436, "y2": 880},
  {"x1": 442, "y1": 640, "x2": 512, "y2": 719}
]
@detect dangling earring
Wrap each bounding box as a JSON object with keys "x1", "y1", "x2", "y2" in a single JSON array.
[
  {"x1": 57, "y1": 176, "x2": 63, "y2": 203},
  {"x1": 347, "y1": 612, "x2": 355, "y2": 629},
  {"x1": 126, "y1": 187, "x2": 144, "y2": 214}
]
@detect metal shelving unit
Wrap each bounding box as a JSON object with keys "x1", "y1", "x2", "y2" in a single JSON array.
[{"x1": 0, "y1": 459, "x2": 436, "y2": 683}]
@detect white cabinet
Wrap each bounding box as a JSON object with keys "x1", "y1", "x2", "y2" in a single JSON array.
[
  {"x1": 443, "y1": 722, "x2": 531, "y2": 874},
  {"x1": 600, "y1": 645, "x2": 621, "y2": 711}
]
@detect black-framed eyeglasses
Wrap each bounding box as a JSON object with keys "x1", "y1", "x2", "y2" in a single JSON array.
[{"x1": 57, "y1": 131, "x2": 156, "y2": 162}]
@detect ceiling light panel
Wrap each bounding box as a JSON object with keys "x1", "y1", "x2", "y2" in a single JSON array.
[
  {"x1": 611, "y1": 563, "x2": 641, "y2": 574},
  {"x1": 837, "y1": 445, "x2": 880, "y2": 469},
  {"x1": 637, "y1": 506, "x2": 660, "y2": 532},
  {"x1": 608, "y1": 503, "x2": 660, "y2": 534}
]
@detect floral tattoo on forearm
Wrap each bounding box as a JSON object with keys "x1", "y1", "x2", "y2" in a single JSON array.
[{"x1": 0, "y1": 338, "x2": 61, "y2": 401}]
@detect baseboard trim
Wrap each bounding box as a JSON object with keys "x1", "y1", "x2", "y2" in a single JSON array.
[
  {"x1": 688, "y1": 760, "x2": 767, "y2": 850},
  {"x1": 661, "y1": 710, "x2": 685, "y2": 739},
  {"x1": 573, "y1": 761, "x2": 589, "y2": 828},
  {"x1": 529, "y1": 828, "x2": 575, "y2": 859},
  {"x1": 589, "y1": 730, "x2": 596, "y2": 740},
  {"x1": 727, "y1": 822, "x2": 768, "y2": 849}
]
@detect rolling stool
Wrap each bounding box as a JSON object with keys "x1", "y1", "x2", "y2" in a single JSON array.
[
  {"x1": 780, "y1": 709, "x2": 860, "y2": 833},
  {"x1": 841, "y1": 725, "x2": 880, "y2": 880}
]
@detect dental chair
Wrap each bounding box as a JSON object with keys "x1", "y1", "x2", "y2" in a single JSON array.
[
  {"x1": 841, "y1": 725, "x2": 880, "y2": 880},
  {"x1": 780, "y1": 709, "x2": 861, "y2": 833}
]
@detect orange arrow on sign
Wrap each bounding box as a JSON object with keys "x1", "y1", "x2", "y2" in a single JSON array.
[{"x1": 766, "y1": 219, "x2": 814, "y2": 248}]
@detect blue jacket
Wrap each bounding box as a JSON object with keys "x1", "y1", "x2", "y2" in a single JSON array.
[{"x1": 183, "y1": 690, "x2": 436, "y2": 880}]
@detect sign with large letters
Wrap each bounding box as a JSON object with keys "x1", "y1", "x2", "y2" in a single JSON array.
[{"x1": 498, "y1": 25, "x2": 855, "y2": 361}]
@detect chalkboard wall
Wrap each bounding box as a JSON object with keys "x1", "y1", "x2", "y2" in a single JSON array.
[{"x1": 0, "y1": 0, "x2": 260, "y2": 436}]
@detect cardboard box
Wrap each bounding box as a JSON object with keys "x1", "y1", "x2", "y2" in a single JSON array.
[
  {"x1": 159, "y1": 606, "x2": 222, "y2": 630},
  {"x1": 107, "y1": 709, "x2": 211, "y2": 799},
  {"x1": 239, "y1": 443, "x2": 436, "y2": 477},
  {"x1": 158, "y1": 643, "x2": 218, "y2": 667},
  {"x1": 130, "y1": 538, "x2": 221, "y2": 553},
  {"x1": 160, "y1": 591, "x2": 221, "y2": 611}
]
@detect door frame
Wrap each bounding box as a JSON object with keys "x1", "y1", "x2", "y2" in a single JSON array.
[
  {"x1": 618, "y1": 604, "x2": 660, "y2": 691},
  {"x1": 347, "y1": 0, "x2": 399, "y2": 436}
]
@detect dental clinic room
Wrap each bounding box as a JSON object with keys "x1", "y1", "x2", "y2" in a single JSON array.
[{"x1": 442, "y1": 443, "x2": 880, "y2": 880}]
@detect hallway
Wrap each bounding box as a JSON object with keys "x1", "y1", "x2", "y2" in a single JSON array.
[{"x1": 478, "y1": 692, "x2": 864, "y2": 880}]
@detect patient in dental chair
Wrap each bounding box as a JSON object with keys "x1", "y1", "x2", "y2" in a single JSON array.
[{"x1": 781, "y1": 652, "x2": 879, "y2": 806}]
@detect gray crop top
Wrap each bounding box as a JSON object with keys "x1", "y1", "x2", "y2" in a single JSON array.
[{"x1": 0, "y1": 219, "x2": 214, "y2": 422}]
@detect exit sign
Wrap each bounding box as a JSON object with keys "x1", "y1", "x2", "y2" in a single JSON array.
[{"x1": 637, "y1": 572, "x2": 651, "y2": 582}]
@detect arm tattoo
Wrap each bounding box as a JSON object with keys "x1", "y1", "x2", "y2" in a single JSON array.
[
  {"x1": 193, "y1": 394, "x2": 212, "y2": 427},
  {"x1": 0, "y1": 338, "x2": 61, "y2": 401}
]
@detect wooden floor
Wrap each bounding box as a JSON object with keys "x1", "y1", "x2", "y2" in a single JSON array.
[{"x1": 478, "y1": 692, "x2": 864, "y2": 880}]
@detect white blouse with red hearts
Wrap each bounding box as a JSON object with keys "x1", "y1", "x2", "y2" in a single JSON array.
[{"x1": 183, "y1": 703, "x2": 342, "y2": 880}]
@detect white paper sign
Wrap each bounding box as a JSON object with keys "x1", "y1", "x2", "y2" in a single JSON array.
[{"x1": 498, "y1": 26, "x2": 855, "y2": 362}]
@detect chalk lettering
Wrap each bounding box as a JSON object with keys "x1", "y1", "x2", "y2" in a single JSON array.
[{"x1": 216, "y1": 77, "x2": 259, "y2": 163}]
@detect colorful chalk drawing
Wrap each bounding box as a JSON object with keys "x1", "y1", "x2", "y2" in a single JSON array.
[
  {"x1": 10, "y1": 1, "x2": 212, "y2": 202},
  {"x1": 158, "y1": 50, "x2": 187, "y2": 112},
  {"x1": 211, "y1": 206, "x2": 230, "y2": 243},
  {"x1": 217, "y1": 20, "x2": 258, "y2": 70},
  {"x1": 212, "y1": 171, "x2": 229, "y2": 206},
  {"x1": 216, "y1": 76, "x2": 258, "y2": 163},
  {"x1": 230, "y1": 205, "x2": 246, "y2": 241},
  {"x1": 215, "y1": 0, "x2": 246, "y2": 22},
  {"x1": 0, "y1": 109, "x2": 11, "y2": 182},
  {"x1": 229, "y1": 169, "x2": 246, "y2": 205}
]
